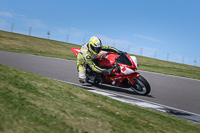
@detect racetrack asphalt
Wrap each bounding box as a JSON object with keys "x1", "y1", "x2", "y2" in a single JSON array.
[{"x1": 0, "y1": 51, "x2": 200, "y2": 115}]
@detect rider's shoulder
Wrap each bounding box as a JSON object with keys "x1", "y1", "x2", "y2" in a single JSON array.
[
  {"x1": 82, "y1": 43, "x2": 89, "y2": 46},
  {"x1": 81, "y1": 43, "x2": 89, "y2": 49},
  {"x1": 84, "y1": 52, "x2": 92, "y2": 60}
]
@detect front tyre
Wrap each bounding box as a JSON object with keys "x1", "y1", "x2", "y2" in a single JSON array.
[{"x1": 130, "y1": 75, "x2": 151, "y2": 95}]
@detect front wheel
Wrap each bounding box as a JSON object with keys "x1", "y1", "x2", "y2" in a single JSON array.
[{"x1": 130, "y1": 75, "x2": 151, "y2": 95}]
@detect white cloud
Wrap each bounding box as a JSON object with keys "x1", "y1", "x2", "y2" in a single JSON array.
[
  {"x1": 134, "y1": 34, "x2": 163, "y2": 43},
  {"x1": 142, "y1": 47, "x2": 159, "y2": 57},
  {"x1": 69, "y1": 27, "x2": 90, "y2": 37},
  {"x1": 129, "y1": 45, "x2": 159, "y2": 57},
  {"x1": 24, "y1": 18, "x2": 47, "y2": 29},
  {"x1": 0, "y1": 11, "x2": 13, "y2": 17},
  {"x1": 54, "y1": 28, "x2": 68, "y2": 35},
  {"x1": 0, "y1": 11, "x2": 26, "y2": 18},
  {"x1": 95, "y1": 34, "x2": 133, "y2": 46},
  {"x1": 49, "y1": 27, "x2": 90, "y2": 43},
  {"x1": 89, "y1": 34, "x2": 135, "y2": 53},
  {"x1": 0, "y1": 11, "x2": 46, "y2": 29},
  {"x1": 53, "y1": 27, "x2": 89, "y2": 37}
]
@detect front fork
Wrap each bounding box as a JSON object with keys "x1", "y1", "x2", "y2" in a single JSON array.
[{"x1": 127, "y1": 72, "x2": 140, "y2": 85}]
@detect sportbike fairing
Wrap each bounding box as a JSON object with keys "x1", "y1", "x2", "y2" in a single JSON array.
[{"x1": 115, "y1": 52, "x2": 132, "y2": 66}]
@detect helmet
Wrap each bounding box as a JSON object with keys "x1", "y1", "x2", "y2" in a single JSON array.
[{"x1": 88, "y1": 36, "x2": 102, "y2": 54}]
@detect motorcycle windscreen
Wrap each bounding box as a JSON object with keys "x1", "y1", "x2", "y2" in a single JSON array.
[{"x1": 115, "y1": 52, "x2": 132, "y2": 66}]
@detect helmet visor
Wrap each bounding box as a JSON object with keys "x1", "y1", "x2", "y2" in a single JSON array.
[{"x1": 91, "y1": 45, "x2": 101, "y2": 54}]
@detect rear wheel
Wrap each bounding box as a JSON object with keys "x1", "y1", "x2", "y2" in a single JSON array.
[{"x1": 130, "y1": 75, "x2": 151, "y2": 95}]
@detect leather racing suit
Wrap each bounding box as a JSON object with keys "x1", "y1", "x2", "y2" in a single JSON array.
[{"x1": 77, "y1": 43, "x2": 119, "y2": 81}]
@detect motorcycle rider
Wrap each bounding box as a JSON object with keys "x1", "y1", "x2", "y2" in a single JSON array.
[{"x1": 77, "y1": 36, "x2": 122, "y2": 84}]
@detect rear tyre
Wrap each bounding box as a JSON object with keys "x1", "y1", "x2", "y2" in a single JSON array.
[{"x1": 130, "y1": 75, "x2": 151, "y2": 95}]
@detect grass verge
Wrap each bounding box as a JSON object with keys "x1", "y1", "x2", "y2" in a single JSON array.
[
  {"x1": 0, "y1": 30, "x2": 80, "y2": 60},
  {"x1": 0, "y1": 30, "x2": 199, "y2": 80},
  {"x1": 0, "y1": 64, "x2": 200, "y2": 133}
]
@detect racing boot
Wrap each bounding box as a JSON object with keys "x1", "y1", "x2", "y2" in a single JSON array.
[
  {"x1": 79, "y1": 70, "x2": 86, "y2": 84},
  {"x1": 79, "y1": 78, "x2": 91, "y2": 86},
  {"x1": 79, "y1": 78, "x2": 86, "y2": 84}
]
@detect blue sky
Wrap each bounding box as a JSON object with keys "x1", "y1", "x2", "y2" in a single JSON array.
[{"x1": 0, "y1": 0, "x2": 200, "y2": 66}]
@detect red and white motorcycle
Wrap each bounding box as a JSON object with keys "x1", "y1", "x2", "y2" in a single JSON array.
[{"x1": 72, "y1": 48, "x2": 151, "y2": 95}]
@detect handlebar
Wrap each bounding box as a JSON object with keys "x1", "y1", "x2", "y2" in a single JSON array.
[{"x1": 109, "y1": 62, "x2": 120, "y2": 75}]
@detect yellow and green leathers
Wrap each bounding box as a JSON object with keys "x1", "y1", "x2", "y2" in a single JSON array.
[{"x1": 77, "y1": 43, "x2": 119, "y2": 80}]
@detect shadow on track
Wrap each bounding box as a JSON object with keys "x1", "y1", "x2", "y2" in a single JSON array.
[{"x1": 80, "y1": 83, "x2": 154, "y2": 98}]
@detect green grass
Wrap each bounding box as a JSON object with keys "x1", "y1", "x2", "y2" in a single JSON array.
[
  {"x1": 0, "y1": 30, "x2": 80, "y2": 60},
  {"x1": 0, "y1": 64, "x2": 200, "y2": 133},
  {"x1": 0, "y1": 30, "x2": 200, "y2": 80},
  {"x1": 136, "y1": 56, "x2": 200, "y2": 79}
]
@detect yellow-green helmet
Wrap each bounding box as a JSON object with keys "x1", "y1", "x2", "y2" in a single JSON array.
[{"x1": 88, "y1": 36, "x2": 102, "y2": 55}]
